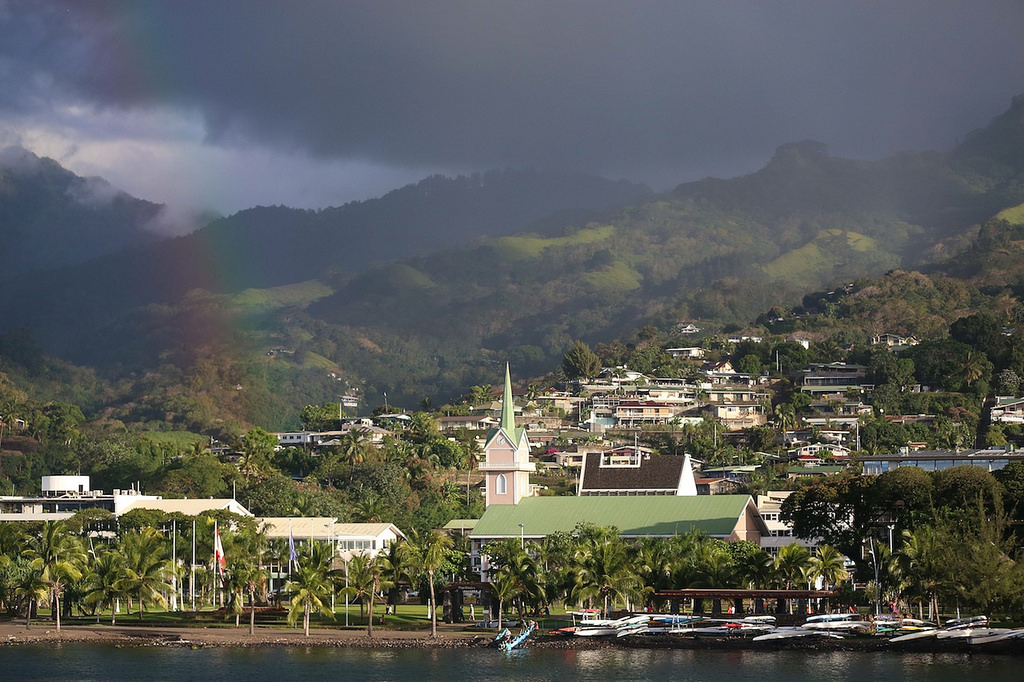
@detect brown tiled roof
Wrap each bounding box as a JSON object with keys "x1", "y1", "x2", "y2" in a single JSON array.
[{"x1": 579, "y1": 452, "x2": 686, "y2": 493}]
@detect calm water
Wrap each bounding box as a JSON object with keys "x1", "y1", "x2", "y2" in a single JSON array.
[{"x1": 0, "y1": 644, "x2": 1016, "y2": 681}]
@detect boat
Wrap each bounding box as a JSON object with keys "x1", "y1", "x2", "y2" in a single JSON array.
[
  {"x1": 800, "y1": 613, "x2": 871, "y2": 633},
  {"x1": 497, "y1": 621, "x2": 538, "y2": 652},
  {"x1": 968, "y1": 629, "x2": 1024, "y2": 645},
  {"x1": 874, "y1": 617, "x2": 937, "y2": 636},
  {"x1": 935, "y1": 615, "x2": 991, "y2": 640},
  {"x1": 890, "y1": 615, "x2": 991, "y2": 644},
  {"x1": 643, "y1": 614, "x2": 705, "y2": 634},
  {"x1": 945, "y1": 615, "x2": 989, "y2": 629},
  {"x1": 573, "y1": 614, "x2": 651, "y2": 637},
  {"x1": 752, "y1": 627, "x2": 838, "y2": 641},
  {"x1": 889, "y1": 628, "x2": 941, "y2": 643}
]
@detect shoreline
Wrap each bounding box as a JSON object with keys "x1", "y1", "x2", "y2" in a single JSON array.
[{"x1": 1, "y1": 621, "x2": 1021, "y2": 655}]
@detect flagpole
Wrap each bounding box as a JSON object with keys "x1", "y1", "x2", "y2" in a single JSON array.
[
  {"x1": 215, "y1": 520, "x2": 221, "y2": 609},
  {"x1": 190, "y1": 518, "x2": 195, "y2": 606},
  {"x1": 171, "y1": 519, "x2": 177, "y2": 611}
]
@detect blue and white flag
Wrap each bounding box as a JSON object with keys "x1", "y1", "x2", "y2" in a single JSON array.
[{"x1": 288, "y1": 526, "x2": 298, "y2": 563}]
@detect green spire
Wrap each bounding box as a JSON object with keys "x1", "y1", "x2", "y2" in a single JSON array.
[{"x1": 501, "y1": 362, "x2": 516, "y2": 434}]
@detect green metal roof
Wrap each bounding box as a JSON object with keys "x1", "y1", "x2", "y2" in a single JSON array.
[
  {"x1": 470, "y1": 495, "x2": 755, "y2": 539},
  {"x1": 442, "y1": 519, "x2": 478, "y2": 531}
]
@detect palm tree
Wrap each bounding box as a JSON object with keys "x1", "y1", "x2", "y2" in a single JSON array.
[
  {"x1": 735, "y1": 548, "x2": 774, "y2": 589},
  {"x1": 23, "y1": 520, "x2": 85, "y2": 631},
  {"x1": 898, "y1": 527, "x2": 941, "y2": 620},
  {"x1": 285, "y1": 556, "x2": 334, "y2": 637},
  {"x1": 960, "y1": 349, "x2": 987, "y2": 387},
  {"x1": 339, "y1": 429, "x2": 370, "y2": 467},
  {"x1": 83, "y1": 549, "x2": 129, "y2": 624},
  {"x1": 807, "y1": 545, "x2": 850, "y2": 612},
  {"x1": 633, "y1": 537, "x2": 683, "y2": 610},
  {"x1": 15, "y1": 566, "x2": 48, "y2": 630},
  {"x1": 376, "y1": 542, "x2": 409, "y2": 622},
  {"x1": 570, "y1": 536, "x2": 643, "y2": 617},
  {"x1": 403, "y1": 530, "x2": 454, "y2": 637},
  {"x1": 116, "y1": 528, "x2": 172, "y2": 621},
  {"x1": 341, "y1": 554, "x2": 376, "y2": 619},
  {"x1": 489, "y1": 541, "x2": 543, "y2": 620},
  {"x1": 226, "y1": 561, "x2": 263, "y2": 629},
  {"x1": 490, "y1": 570, "x2": 519, "y2": 631},
  {"x1": 774, "y1": 542, "x2": 812, "y2": 614}
]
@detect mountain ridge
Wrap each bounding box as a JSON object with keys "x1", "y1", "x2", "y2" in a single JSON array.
[{"x1": 3, "y1": 94, "x2": 1024, "y2": 428}]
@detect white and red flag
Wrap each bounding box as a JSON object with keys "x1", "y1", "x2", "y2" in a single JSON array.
[{"x1": 214, "y1": 523, "x2": 226, "y2": 577}]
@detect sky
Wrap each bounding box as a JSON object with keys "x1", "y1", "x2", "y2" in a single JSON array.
[{"x1": 0, "y1": 1, "x2": 1022, "y2": 232}]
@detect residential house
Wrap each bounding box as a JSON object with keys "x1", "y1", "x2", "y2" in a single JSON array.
[
  {"x1": 871, "y1": 333, "x2": 919, "y2": 348},
  {"x1": 695, "y1": 477, "x2": 745, "y2": 496},
  {"x1": 800, "y1": 363, "x2": 872, "y2": 400},
  {"x1": 667, "y1": 347, "x2": 705, "y2": 359},
  {"x1": 991, "y1": 396, "x2": 1024, "y2": 424},
  {"x1": 437, "y1": 415, "x2": 498, "y2": 431},
  {"x1": 613, "y1": 400, "x2": 685, "y2": 428},
  {"x1": 789, "y1": 443, "x2": 851, "y2": 465}
]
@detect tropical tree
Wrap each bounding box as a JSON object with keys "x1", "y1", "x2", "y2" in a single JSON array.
[
  {"x1": 285, "y1": 556, "x2": 334, "y2": 637},
  {"x1": 342, "y1": 553, "x2": 377, "y2": 621},
  {"x1": 239, "y1": 427, "x2": 278, "y2": 480},
  {"x1": 734, "y1": 547, "x2": 775, "y2": 590},
  {"x1": 774, "y1": 542, "x2": 812, "y2": 613},
  {"x1": 570, "y1": 535, "x2": 643, "y2": 617},
  {"x1": 376, "y1": 542, "x2": 410, "y2": 621},
  {"x1": 489, "y1": 569, "x2": 519, "y2": 631},
  {"x1": 339, "y1": 429, "x2": 371, "y2": 467},
  {"x1": 807, "y1": 545, "x2": 850, "y2": 612},
  {"x1": 485, "y1": 539, "x2": 544, "y2": 619},
  {"x1": 403, "y1": 530, "x2": 455, "y2": 637},
  {"x1": 226, "y1": 561, "x2": 263, "y2": 630},
  {"x1": 562, "y1": 340, "x2": 602, "y2": 382},
  {"x1": 83, "y1": 549, "x2": 129, "y2": 624},
  {"x1": 15, "y1": 566, "x2": 48, "y2": 630},
  {"x1": 23, "y1": 520, "x2": 85, "y2": 631},
  {"x1": 116, "y1": 527, "x2": 172, "y2": 621}
]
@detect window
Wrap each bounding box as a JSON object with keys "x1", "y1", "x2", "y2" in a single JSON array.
[{"x1": 496, "y1": 474, "x2": 507, "y2": 495}]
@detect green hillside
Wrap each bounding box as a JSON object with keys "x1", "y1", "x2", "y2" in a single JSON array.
[{"x1": 4, "y1": 94, "x2": 1024, "y2": 430}]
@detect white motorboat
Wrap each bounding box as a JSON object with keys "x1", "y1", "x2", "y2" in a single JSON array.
[
  {"x1": 801, "y1": 615, "x2": 871, "y2": 633},
  {"x1": 968, "y1": 629, "x2": 1024, "y2": 645},
  {"x1": 753, "y1": 627, "x2": 836, "y2": 641},
  {"x1": 573, "y1": 614, "x2": 651, "y2": 637}
]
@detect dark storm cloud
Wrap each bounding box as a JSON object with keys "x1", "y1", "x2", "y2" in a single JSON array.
[{"x1": 2, "y1": 0, "x2": 1023, "y2": 187}]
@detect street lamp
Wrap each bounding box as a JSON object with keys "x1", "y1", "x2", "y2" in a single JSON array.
[
  {"x1": 887, "y1": 524, "x2": 895, "y2": 553},
  {"x1": 518, "y1": 523, "x2": 525, "y2": 549}
]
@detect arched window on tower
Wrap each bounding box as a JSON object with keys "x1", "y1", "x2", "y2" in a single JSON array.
[{"x1": 496, "y1": 473, "x2": 507, "y2": 495}]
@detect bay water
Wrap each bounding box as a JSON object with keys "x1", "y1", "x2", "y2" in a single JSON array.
[{"x1": 1, "y1": 643, "x2": 1016, "y2": 681}]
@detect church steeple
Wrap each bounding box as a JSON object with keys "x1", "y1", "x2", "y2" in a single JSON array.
[
  {"x1": 500, "y1": 362, "x2": 516, "y2": 434},
  {"x1": 479, "y1": 363, "x2": 534, "y2": 507}
]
